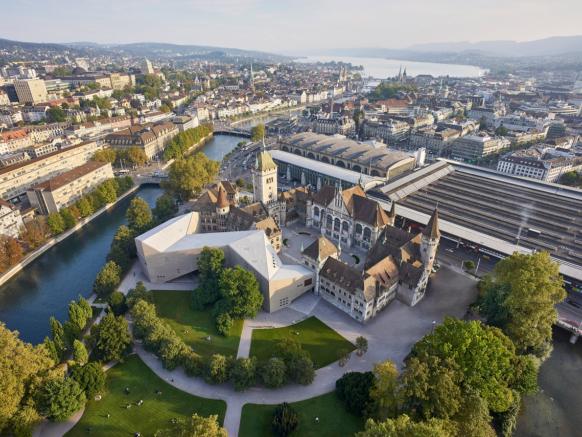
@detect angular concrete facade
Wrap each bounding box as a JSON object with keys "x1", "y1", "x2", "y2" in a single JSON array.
[{"x1": 135, "y1": 212, "x2": 314, "y2": 312}]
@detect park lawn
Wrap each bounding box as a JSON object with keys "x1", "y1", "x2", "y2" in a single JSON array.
[
  {"x1": 66, "y1": 355, "x2": 226, "y2": 437},
  {"x1": 239, "y1": 392, "x2": 364, "y2": 437},
  {"x1": 151, "y1": 290, "x2": 243, "y2": 358},
  {"x1": 249, "y1": 316, "x2": 355, "y2": 368}
]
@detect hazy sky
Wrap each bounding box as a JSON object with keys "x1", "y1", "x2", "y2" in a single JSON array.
[{"x1": 2, "y1": 0, "x2": 581, "y2": 53}]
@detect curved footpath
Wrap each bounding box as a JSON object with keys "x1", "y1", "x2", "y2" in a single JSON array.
[{"x1": 38, "y1": 265, "x2": 476, "y2": 437}]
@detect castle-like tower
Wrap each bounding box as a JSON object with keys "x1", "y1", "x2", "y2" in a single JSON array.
[
  {"x1": 420, "y1": 208, "x2": 440, "y2": 268},
  {"x1": 252, "y1": 150, "x2": 278, "y2": 204}
]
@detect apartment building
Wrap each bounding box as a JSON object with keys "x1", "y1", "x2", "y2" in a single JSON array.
[
  {"x1": 0, "y1": 140, "x2": 102, "y2": 200},
  {"x1": 14, "y1": 79, "x2": 47, "y2": 104},
  {"x1": 452, "y1": 134, "x2": 511, "y2": 161},
  {"x1": 106, "y1": 122, "x2": 178, "y2": 159},
  {"x1": 0, "y1": 200, "x2": 24, "y2": 238},
  {"x1": 26, "y1": 161, "x2": 114, "y2": 214}
]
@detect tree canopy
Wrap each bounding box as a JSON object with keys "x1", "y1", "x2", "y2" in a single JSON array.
[{"x1": 164, "y1": 153, "x2": 219, "y2": 200}]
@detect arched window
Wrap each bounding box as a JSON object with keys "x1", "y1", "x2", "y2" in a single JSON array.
[
  {"x1": 363, "y1": 227, "x2": 372, "y2": 241},
  {"x1": 326, "y1": 215, "x2": 333, "y2": 229},
  {"x1": 356, "y1": 223, "x2": 363, "y2": 234},
  {"x1": 314, "y1": 206, "x2": 320, "y2": 217},
  {"x1": 307, "y1": 152, "x2": 315, "y2": 159},
  {"x1": 282, "y1": 146, "x2": 289, "y2": 152},
  {"x1": 334, "y1": 218, "x2": 341, "y2": 232},
  {"x1": 321, "y1": 156, "x2": 330, "y2": 163},
  {"x1": 352, "y1": 165, "x2": 361, "y2": 173},
  {"x1": 336, "y1": 160, "x2": 346, "y2": 168},
  {"x1": 371, "y1": 170, "x2": 380, "y2": 177},
  {"x1": 342, "y1": 221, "x2": 349, "y2": 232}
]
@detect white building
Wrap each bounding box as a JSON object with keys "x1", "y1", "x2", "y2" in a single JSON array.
[{"x1": 0, "y1": 200, "x2": 24, "y2": 238}]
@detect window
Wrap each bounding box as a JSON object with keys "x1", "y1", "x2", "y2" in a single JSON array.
[
  {"x1": 304, "y1": 278, "x2": 313, "y2": 286},
  {"x1": 279, "y1": 297, "x2": 289, "y2": 307}
]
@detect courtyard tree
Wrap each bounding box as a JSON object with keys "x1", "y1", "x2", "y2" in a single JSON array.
[
  {"x1": 193, "y1": 247, "x2": 225, "y2": 309},
  {"x1": 218, "y1": 265, "x2": 263, "y2": 319},
  {"x1": 35, "y1": 377, "x2": 86, "y2": 422},
  {"x1": 262, "y1": 357, "x2": 287, "y2": 388},
  {"x1": 355, "y1": 335, "x2": 368, "y2": 356},
  {"x1": 155, "y1": 413, "x2": 227, "y2": 437},
  {"x1": 69, "y1": 362, "x2": 106, "y2": 398},
  {"x1": 336, "y1": 371, "x2": 375, "y2": 416},
  {"x1": 230, "y1": 357, "x2": 257, "y2": 391},
  {"x1": 93, "y1": 260, "x2": 122, "y2": 297},
  {"x1": 369, "y1": 360, "x2": 400, "y2": 420},
  {"x1": 126, "y1": 197, "x2": 153, "y2": 234},
  {"x1": 272, "y1": 403, "x2": 299, "y2": 437},
  {"x1": 89, "y1": 312, "x2": 131, "y2": 362},
  {"x1": 479, "y1": 252, "x2": 566, "y2": 359},
  {"x1": 357, "y1": 415, "x2": 456, "y2": 437}
]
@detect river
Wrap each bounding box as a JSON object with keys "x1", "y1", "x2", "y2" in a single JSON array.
[
  {"x1": 297, "y1": 55, "x2": 486, "y2": 79},
  {"x1": 0, "y1": 134, "x2": 241, "y2": 344}
]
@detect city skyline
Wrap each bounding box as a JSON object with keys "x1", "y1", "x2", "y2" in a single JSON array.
[{"x1": 2, "y1": 0, "x2": 582, "y2": 53}]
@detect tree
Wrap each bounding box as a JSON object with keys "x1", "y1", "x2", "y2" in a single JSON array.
[
  {"x1": 126, "y1": 147, "x2": 148, "y2": 166},
  {"x1": 69, "y1": 362, "x2": 105, "y2": 398},
  {"x1": 47, "y1": 212, "x2": 65, "y2": 235},
  {"x1": 0, "y1": 323, "x2": 54, "y2": 433},
  {"x1": 273, "y1": 337, "x2": 315, "y2": 385},
  {"x1": 47, "y1": 107, "x2": 66, "y2": 122},
  {"x1": 158, "y1": 336, "x2": 189, "y2": 370},
  {"x1": 230, "y1": 357, "x2": 257, "y2": 391},
  {"x1": 405, "y1": 317, "x2": 518, "y2": 415},
  {"x1": 93, "y1": 261, "x2": 121, "y2": 297},
  {"x1": 76, "y1": 197, "x2": 94, "y2": 217},
  {"x1": 164, "y1": 153, "x2": 219, "y2": 200},
  {"x1": 90, "y1": 312, "x2": 131, "y2": 362},
  {"x1": 479, "y1": 252, "x2": 566, "y2": 359},
  {"x1": 205, "y1": 354, "x2": 229, "y2": 384},
  {"x1": 154, "y1": 413, "x2": 227, "y2": 437},
  {"x1": 357, "y1": 415, "x2": 457, "y2": 437},
  {"x1": 336, "y1": 371, "x2": 375, "y2": 416},
  {"x1": 262, "y1": 357, "x2": 287, "y2": 388},
  {"x1": 72, "y1": 340, "x2": 88, "y2": 365},
  {"x1": 108, "y1": 291, "x2": 128, "y2": 315},
  {"x1": 495, "y1": 126, "x2": 509, "y2": 136},
  {"x1": 215, "y1": 312, "x2": 233, "y2": 336},
  {"x1": 108, "y1": 224, "x2": 136, "y2": 272},
  {"x1": 463, "y1": 260, "x2": 475, "y2": 271},
  {"x1": 49, "y1": 316, "x2": 67, "y2": 361},
  {"x1": 153, "y1": 193, "x2": 178, "y2": 223},
  {"x1": 272, "y1": 403, "x2": 299, "y2": 437},
  {"x1": 193, "y1": 247, "x2": 225, "y2": 309},
  {"x1": 20, "y1": 217, "x2": 49, "y2": 249},
  {"x1": 355, "y1": 336, "x2": 368, "y2": 356},
  {"x1": 454, "y1": 391, "x2": 496, "y2": 437},
  {"x1": 218, "y1": 266, "x2": 263, "y2": 319},
  {"x1": 369, "y1": 360, "x2": 399, "y2": 420},
  {"x1": 93, "y1": 148, "x2": 117, "y2": 164},
  {"x1": 59, "y1": 208, "x2": 77, "y2": 230},
  {"x1": 0, "y1": 236, "x2": 23, "y2": 271},
  {"x1": 251, "y1": 123, "x2": 265, "y2": 142},
  {"x1": 35, "y1": 378, "x2": 86, "y2": 422},
  {"x1": 126, "y1": 197, "x2": 153, "y2": 233},
  {"x1": 126, "y1": 281, "x2": 151, "y2": 308},
  {"x1": 68, "y1": 298, "x2": 92, "y2": 333}
]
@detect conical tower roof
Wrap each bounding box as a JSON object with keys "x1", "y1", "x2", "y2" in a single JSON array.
[
  {"x1": 217, "y1": 186, "x2": 229, "y2": 208},
  {"x1": 256, "y1": 151, "x2": 277, "y2": 172},
  {"x1": 422, "y1": 208, "x2": 440, "y2": 239}
]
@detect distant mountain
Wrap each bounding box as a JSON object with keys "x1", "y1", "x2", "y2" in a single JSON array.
[
  {"x1": 0, "y1": 38, "x2": 288, "y2": 62},
  {"x1": 408, "y1": 35, "x2": 582, "y2": 57}
]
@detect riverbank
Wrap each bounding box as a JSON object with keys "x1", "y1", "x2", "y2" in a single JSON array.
[{"x1": 0, "y1": 185, "x2": 141, "y2": 288}]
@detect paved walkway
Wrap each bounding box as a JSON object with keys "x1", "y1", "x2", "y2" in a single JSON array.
[{"x1": 134, "y1": 266, "x2": 478, "y2": 436}]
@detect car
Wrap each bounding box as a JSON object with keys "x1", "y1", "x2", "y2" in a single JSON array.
[{"x1": 445, "y1": 248, "x2": 454, "y2": 253}]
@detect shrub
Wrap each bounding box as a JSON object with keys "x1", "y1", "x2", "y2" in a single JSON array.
[
  {"x1": 215, "y1": 313, "x2": 233, "y2": 336},
  {"x1": 205, "y1": 354, "x2": 229, "y2": 384},
  {"x1": 336, "y1": 371, "x2": 375, "y2": 416},
  {"x1": 182, "y1": 351, "x2": 204, "y2": 377},
  {"x1": 262, "y1": 357, "x2": 287, "y2": 388},
  {"x1": 272, "y1": 403, "x2": 299, "y2": 437},
  {"x1": 230, "y1": 357, "x2": 257, "y2": 391}
]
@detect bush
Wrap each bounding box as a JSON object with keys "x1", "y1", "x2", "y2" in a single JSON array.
[
  {"x1": 336, "y1": 371, "x2": 375, "y2": 416},
  {"x1": 215, "y1": 313, "x2": 233, "y2": 336},
  {"x1": 205, "y1": 354, "x2": 229, "y2": 384},
  {"x1": 262, "y1": 357, "x2": 287, "y2": 388},
  {"x1": 272, "y1": 403, "x2": 299, "y2": 437},
  {"x1": 158, "y1": 336, "x2": 189, "y2": 370},
  {"x1": 69, "y1": 362, "x2": 106, "y2": 398},
  {"x1": 230, "y1": 357, "x2": 257, "y2": 391},
  {"x1": 182, "y1": 351, "x2": 204, "y2": 377},
  {"x1": 36, "y1": 378, "x2": 86, "y2": 422}
]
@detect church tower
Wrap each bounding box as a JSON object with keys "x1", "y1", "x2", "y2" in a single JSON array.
[
  {"x1": 420, "y1": 208, "x2": 440, "y2": 268},
  {"x1": 252, "y1": 149, "x2": 278, "y2": 204}
]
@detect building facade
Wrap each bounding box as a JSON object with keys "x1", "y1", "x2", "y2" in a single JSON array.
[
  {"x1": 14, "y1": 79, "x2": 47, "y2": 104},
  {"x1": 0, "y1": 200, "x2": 24, "y2": 238}
]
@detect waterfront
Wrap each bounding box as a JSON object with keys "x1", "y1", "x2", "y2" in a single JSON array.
[
  {"x1": 297, "y1": 55, "x2": 486, "y2": 79},
  {"x1": 0, "y1": 134, "x2": 241, "y2": 344}
]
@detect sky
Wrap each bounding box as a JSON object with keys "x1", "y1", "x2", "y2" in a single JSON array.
[{"x1": 2, "y1": 0, "x2": 582, "y2": 54}]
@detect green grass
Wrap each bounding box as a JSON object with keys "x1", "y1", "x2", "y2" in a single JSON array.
[
  {"x1": 249, "y1": 316, "x2": 355, "y2": 368},
  {"x1": 151, "y1": 290, "x2": 243, "y2": 358},
  {"x1": 66, "y1": 355, "x2": 226, "y2": 437},
  {"x1": 239, "y1": 392, "x2": 364, "y2": 437}
]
